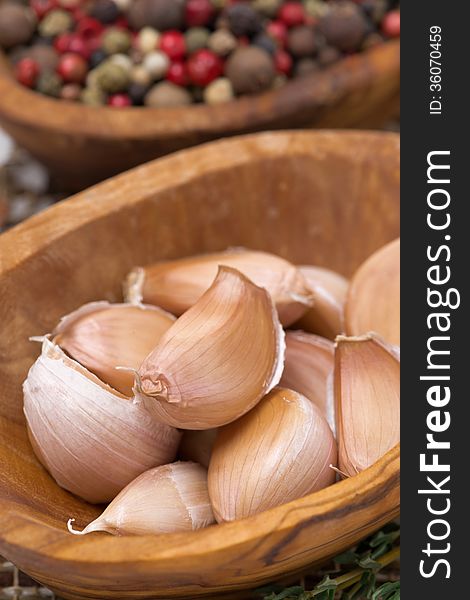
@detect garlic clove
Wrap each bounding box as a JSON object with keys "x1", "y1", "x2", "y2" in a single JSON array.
[
  {"x1": 135, "y1": 266, "x2": 285, "y2": 430},
  {"x1": 208, "y1": 387, "x2": 337, "y2": 522},
  {"x1": 67, "y1": 462, "x2": 215, "y2": 536},
  {"x1": 23, "y1": 338, "x2": 181, "y2": 504},
  {"x1": 335, "y1": 333, "x2": 400, "y2": 477},
  {"x1": 124, "y1": 248, "x2": 313, "y2": 326},
  {"x1": 179, "y1": 429, "x2": 218, "y2": 469},
  {"x1": 280, "y1": 331, "x2": 335, "y2": 431},
  {"x1": 345, "y1": 239, "x2": 400, "y2": 346},
  {"x1": 294, "y1": 265, "x2": 349, "y2": 339},
  {"x1": 54, "y1": 301, "x2": 175, "y2": 396}
]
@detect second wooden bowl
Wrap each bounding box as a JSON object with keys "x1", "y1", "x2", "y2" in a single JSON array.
[
  {"x1": 0, "y1": 40, "x2": 399, "y2": 191},
  {"x1": 0, "y1": 130, "x2": 400, "y2": 599}
]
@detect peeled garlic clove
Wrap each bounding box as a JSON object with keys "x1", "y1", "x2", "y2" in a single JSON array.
[
  {"x1": 54, "y1": 301, "x2": 175, "y2": 396},
  {"x1": 68, "y1": 462, "x2": 215, "y2": 536},
  {"x1": 295, "y1": 266, "x2": 349, "y2": 339},
  {"x1": 208, "y1": 387, "x2": 337, "y2": 522},
  {"x1": 23, "y1": 338, "x2": 181, "y2": 504},
  {"x1": 179, "y1": 429, "x2": 218, "y2": 469},
  {"x1": 135, "y1": 266, "x2": 285, "y2": 430},
  {"x1": 125, "y1": 248, "x2": 313, "y2": 326},
  {"x1": 280, "y1": 331, "x2": 335, "y2": 431},
  {"x1": 345, "y1": 239, "x2": 400, "y2": 346},
  {"x1": 335, "y1": 333, "x2": 400, "y2": 476}
]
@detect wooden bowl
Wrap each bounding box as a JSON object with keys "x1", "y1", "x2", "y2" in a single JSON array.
[
  {"x1": 0, "y1": 40, "x2": 399, "y2": 191},
  {"x1": 0, "y1": 130, "x2": 400, "y2": 599}
]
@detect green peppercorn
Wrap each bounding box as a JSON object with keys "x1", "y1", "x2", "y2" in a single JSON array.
[
  {"x1": 36, "y1": 71, "x2": 62, "y2": 97},
  {"x1": 185, "y1": 27, "x2": 210, "y2": 53},
  {"x1": 38, "y1": 9, "x2": 73, "y2": 38},
  {"x1": 252, "y1": 0, "x2": 282, "y2": 18},
  {"x1": 102, "y1": 28, "x2": 132, "y2": 55},
  {"x1": 96, "y1": 61, "x2": 131, "y2": 93},
  {"x1": 81, "y1": 86, "x2": 106, "y2": 106}
]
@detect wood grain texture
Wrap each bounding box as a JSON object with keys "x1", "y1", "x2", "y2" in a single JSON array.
[
  {"x1": 0, "y1": 131, "x2": 400, "y2": 599},
  {"x1": 0, "y1": 41, "x2": 399, "y2": 191}
]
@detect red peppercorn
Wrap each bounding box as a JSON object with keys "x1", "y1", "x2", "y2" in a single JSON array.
[
  {"x1": 187, "y1": 49, "x2": 223, "y2": 86},
  {"x1": 15, "y1": 58, "x2": 40, "y2": 88},
  {"x1": 57, "y1": 53, "x2": 88, "y2": 84},
  {"x1": 185, "y1": 0, "x2": 215, "y2": 27},
  {"x1": 108, "y1": 93, "x2": 132, "y2": 107},
  {"x1": 54, "y1": 32, "x2": 74, "y2": 54},
  {"x1": 67, "y1": 34, "x2": 91, "y2": 59},
  {"x1": 278, "y1": 2, "x2": 305, "y2": 28},
  {"x1": 160, "y1": 30, "x2": 186, "y2": 61},
  {"x1": 382, "y1": 10, "x2": 400, "y2": 38},
  {"x1": 266, "y1": 20, "x2": 288, "y2": 48},
  {"x1": 274, "y1": 49, "x2": 293, "y2": 76},
  {"x1": 31, "y1": 0, "x2": 58, "y2": 20},
  {"x1": 166, "y1": 61, "x2": 189, "y2": 86},
  {"x1": 76, "y1": 17, "x2": 104, "y2": 40}
]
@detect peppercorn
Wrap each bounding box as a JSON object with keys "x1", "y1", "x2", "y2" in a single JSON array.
[
  {"x1": 66, "y1": 34, "x2": 91, "y2": 60},
  {"x1": 266, "y1": 20, "x2": 288, "y2": 47},
  {"x1": 294, "y1": 57, "x2": 319, "y2": 77},
  {"x1": 304, "y1": 0, "x2": 329, "y2": 19},
  {"x1": 318, "y1": 1, "x2": 369, "y2": 52},
  {"x1": 36, "y1": 70, "x2": 62, "y2": 96},
  {"x1": 317, "y1": 45, "x2": 341, "y2": 67},
  {"x1": 90, "y1": 49, "x2": 108, "y2": 69},
  {"x1": 128, "y1": 82, "x2": 148, "y2": 105},
  {"x1": 252, "y1": 0, "x2": 282, "y2": 18},
  {"x1": 274, "y1": 49, "x2": 293, "y2": 75},
  {"x1": 57, "y1": 53, "x2": 88, "y2": 83},
  {"x1": 166, "y1": 61, "x2": 189, "y2": 86},
  {"x1": 102, "y1": 28, "x2": 132, "y2": 55},
  {"x1": 60, "y1": 82, "x2": 82, "y2": 101},
  {"x1": 159, "y1": 30, "x2": 186, "y2": 61},
  {"x1": 31, "y1": 0, "x2": 59, "y2": 21},
  {"x1": 208, "y1": 29, "x2": 237, "y2": 56},
  {"x1": 136, "y1": 27, "x2": 160, "y2": 54},
  {"x1": 185, "y1": 27, "x2": 210, "y2": 53},
  {"x1": 81, "y1": 86, "x2": 106, "y2": 105},
  {"x1": 130, "y1": 64, "x2": 152, "y2": 86},
  {"x1": 89, "y1": 0, "x2": 120, "y2": 25},
  {"x1": 142, "y1": 50, "x2": 169, "y2": 79},
  {"x1": 381, "y1": 10, "x2": 400, "y2": 38},
  {"x1": 128, "y1": 0, "x2": 185, "y2": 31},
  {"x1": 187, "y1": 49, "x2": 223, "y2": 86},
  {"x1": 144, "y1": 81, "x2": 192, "y2": 107},
  {"x1": 225, "y1": 46, "x2": 275, "y2": 95},
  {"x1": 253, "y1": 32, "x2": 277, "y2": 56},
  {"x1": 203, "y1": 77, "x2": 233, "y2": 104},
  {"x1": 224, "y1": 4, "x2": 263, "y2": 38},
  {"x1": 77, "y1": 17, "x2": 104, "y2": 40},
  {"x1": 0, "y1": 3, "x2": 37, "y2": 50},
  {"x1": 287, "y1": 25, "x2": 318, "y2": 57},
  {"x1": 96, "y1": 60, "x2": 131, "y2": 93},
  {"x1": 278, "y1": 2, "x2": 306, "y2": 28},
  {"x1": 186, "y1": 0, "x2": 215, "y2": 28},
  {"x1": 360, "y1": 0, "x2": 388, "y2": 25},
  {"x1": 108, "y1": 93, "x2": 132, "y2": 107},
  {"x1": 15, "y1": 57, "x2": 40, "y2": 88},
  {"x1": 38, "y1": 9, "x2": 73, "y2": 38},
  {"x1": 28, "y1": 44, "x2": 59, "y2": 72}
]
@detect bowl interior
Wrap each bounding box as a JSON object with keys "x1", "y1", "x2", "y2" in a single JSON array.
[{"x1": 0, "y1": 131, "x2": 399, "y2": 596}]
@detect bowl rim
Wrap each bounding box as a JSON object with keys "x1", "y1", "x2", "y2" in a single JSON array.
[
  {"x1": 0, "y1": 129, "x2": 400, "y2": 585},
  {"x1": 0, "y1": 40, "x2": 400, "y2": 140}
]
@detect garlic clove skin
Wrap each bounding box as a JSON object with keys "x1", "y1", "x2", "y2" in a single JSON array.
[
  {"x1": 345, "y1": 239, "x2": 400, "y2": 346},
  {"x1": 124, "y1": 248, "x2": 313, "y2": 326},
  {"x1": 135, "y1": 266, "x2": 285, "y2": 430},
  {"x1": 208, "y1": 387, "x2": 337, "y2": 522},
  {"x1": 179, "y1": 429, "x2": 218, "y2": 469},
  {"x1": 23, "y1": 338, "x2": 181, "y2": 504},
  {"x1": 335, "y1": 333, "x2": 400, "y2": 477},
  {"x1": 68, "y1": 462, "x2": 215, "y2": 536},
  {"x1": 54, "y1": 301, "x2": 175, "y2": 396},
  {"x1": 294, "y1": 266, "x2": 349, "y2": 339},
  {"x1": 280, "y1": 331, "x2": 335, "y2": 432}
]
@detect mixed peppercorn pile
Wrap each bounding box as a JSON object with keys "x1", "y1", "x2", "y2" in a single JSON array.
[{"x1": 0, "y1": 0, "x2": 400, "y2": 107}]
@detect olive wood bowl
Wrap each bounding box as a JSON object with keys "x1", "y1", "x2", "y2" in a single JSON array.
[
  {"x1": 0, "y1": 130, "x2": 400, "y2": 599},
  {"x1": 0, "y1": 40, "x2": 399, "y2": 191}
]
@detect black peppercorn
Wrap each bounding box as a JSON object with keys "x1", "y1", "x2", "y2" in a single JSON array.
[
  {"x1": 90, "y1": 49, "x2": 108, "y2": 69},
  {"x1": 89, "y1": 0, "x2": 120, "y2": 25},
  {"x1": 318, "y1": 1, "x2": 369, "y2": 52},
  {"x1": 252, "y1": 32, "x2": 277, "y2": 55},
  {"x1": 294, "y1": 58, "x2": 320, "y2": 77},
  {"x1": 317, "y1": 45, "x2": 341, "y2": 67},
  {"x1": 287, "y1": 25, "x2": 318, "y2": 58},
  {"x1": 225, "y1": 46, "x2": 275, "y2": 95},
  {"x1": 224, "y1": 4, "x2": 263, "y2": 38},
  {"x1": 128, "y1": 82, "x2": 148, "y2": 105},
  {"x1": 128, "y1": 0, "x2": 185, "y2": 31}
]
